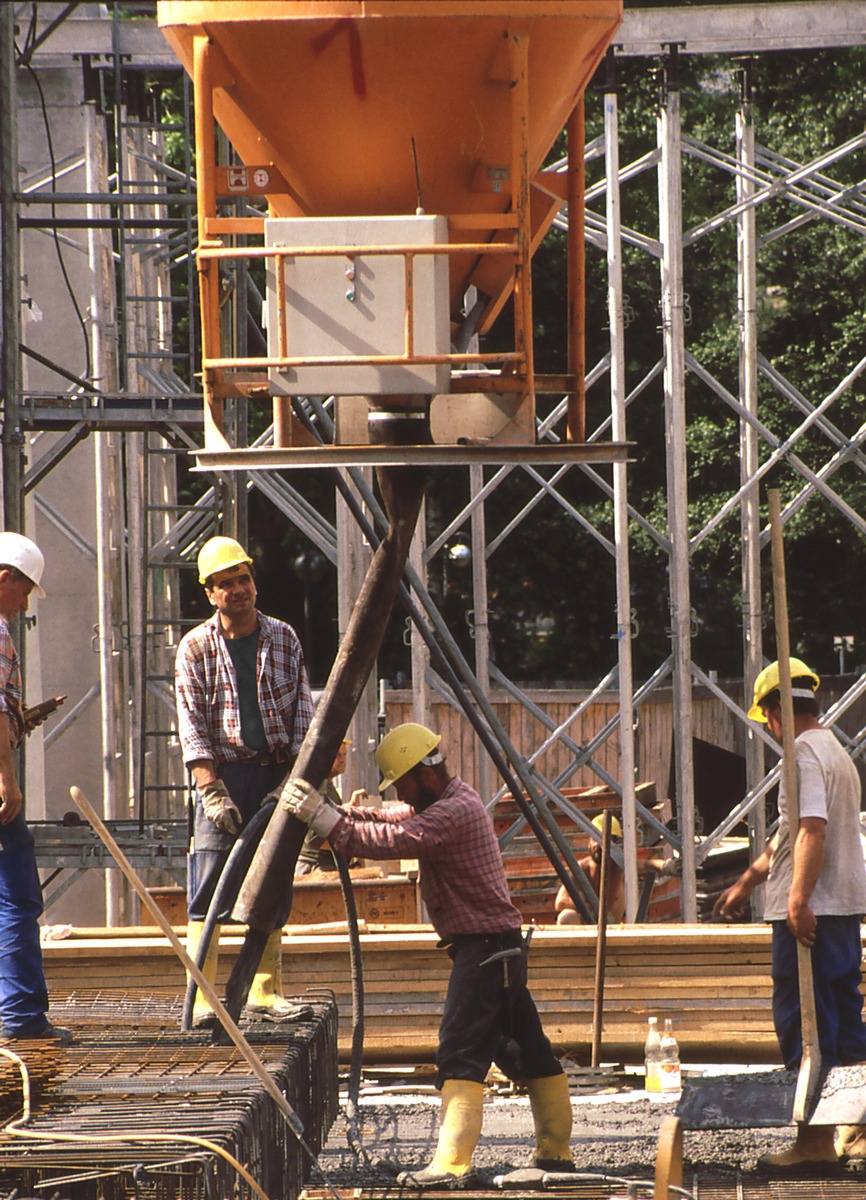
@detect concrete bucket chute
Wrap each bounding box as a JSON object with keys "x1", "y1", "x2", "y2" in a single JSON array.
[{"x1": 158, "y1": 1, "x2": 623, "y2": 452}]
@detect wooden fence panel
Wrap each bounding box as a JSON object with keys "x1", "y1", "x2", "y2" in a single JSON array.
[{"x1": 383, "y1": 676, "x2": 864, "y2": 804}]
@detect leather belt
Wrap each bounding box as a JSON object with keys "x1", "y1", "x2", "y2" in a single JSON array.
[{"x1": 245, "y1": 748, "x2": 292, "y2": 767}]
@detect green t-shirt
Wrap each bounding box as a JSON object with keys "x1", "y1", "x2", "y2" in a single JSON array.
[{"x1": 224, "y1": 629, "x2": 267, "y2": 752}]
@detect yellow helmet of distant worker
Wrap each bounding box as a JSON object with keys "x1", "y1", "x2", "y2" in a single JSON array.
[
  {"x1": 592, "y1": 812, "x2": 623, "y2": 839},
  {"x1": 197, "y1": 536, "x2": 253, "y2": 585},
  {"x1": 747, "y1": 657, "x2": 820, "y2": 722},
  {"x1": 376, "y1": 722, "x2": 443, "y2": 791}
]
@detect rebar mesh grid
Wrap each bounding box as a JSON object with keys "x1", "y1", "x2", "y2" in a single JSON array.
[
  {"x1": 300, "y1": 1180, "x2": 866, "y2": 1199},
  {"x1": 0, "y1": 991, "x2": 339, "y2": 1200}
]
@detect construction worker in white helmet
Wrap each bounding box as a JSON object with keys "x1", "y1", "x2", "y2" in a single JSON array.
[
  {"x1": 0, "y1": 532, "x2": 71, "y2": 1042},
  {"x1": 715, "y1": 658, "x2": 866, "y2": 1174},
  {"x1": 283, "y1": 721, "x2": 575, "y2": 1188},
  {"x1": 175, "y1": 535, "x2": 315, "y2": 1026},
  {"x1": 554, "y1": 813, "x2": 626, "y2": 926}
]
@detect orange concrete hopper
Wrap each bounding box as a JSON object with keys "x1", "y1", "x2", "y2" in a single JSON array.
[{"x1": 157, "y1": 1, "x2": 623, "y2": 452}]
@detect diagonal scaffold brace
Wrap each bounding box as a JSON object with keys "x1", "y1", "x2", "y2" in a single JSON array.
[{"x1": 220, "y1": 462, "x2": 427, "y2": 1026}]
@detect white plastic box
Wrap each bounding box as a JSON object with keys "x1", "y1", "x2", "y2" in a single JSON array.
[{"x1": 265, "y1": 214, "x2": 450, "y2": 396}]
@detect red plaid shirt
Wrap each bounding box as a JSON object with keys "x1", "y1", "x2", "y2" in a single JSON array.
[
  {"x1": 331, "y1": 775, "x2": 522, "y2": 940},
  {"x1": 175, "y1": 610, "x2": 313, "y2": 766}
]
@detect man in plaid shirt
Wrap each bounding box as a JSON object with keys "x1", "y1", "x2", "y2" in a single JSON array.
[
  {"x1": 175, "y1": 535, "x2": 314, "y2": 1025},
  {"x1": 284, "y1": 721, "x2": 575, "y2": 1188}
]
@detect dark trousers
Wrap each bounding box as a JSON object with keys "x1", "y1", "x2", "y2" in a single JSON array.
[
  {"x1": 436, "y1": 930, "x2": 563, "y2": 1089},
  {"x1": 771, "y1": 915, "x2": 866, "y2": 1069},
  {"x1": 187, "y1": 760, "x2": 291, "y2": 923},
  {"x1": 0, "y1": 814, "x2": 49, "y2": 1035}
]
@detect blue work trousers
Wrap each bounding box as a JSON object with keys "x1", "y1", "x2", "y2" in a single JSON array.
[
  {"x1": 771, "y1": 915, "x2": 866, "y2": 1070},
  {"x1": 0, "y1": 814, "x2": 49, "y2": 1035}
]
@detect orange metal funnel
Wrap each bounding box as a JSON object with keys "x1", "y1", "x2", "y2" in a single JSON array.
[
  {"x1": 159, "y1": 2, "x2": 619, "y2": 312},
  {"x1": 158, "y1": 1, "x2": 623, "y2": 454}
]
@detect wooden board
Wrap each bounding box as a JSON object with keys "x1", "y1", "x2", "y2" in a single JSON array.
[
  {"x1": 41, "y1": 923, "x2": 798, "y2": 1064},
  {"x1": 143, "y1": 872, "x2": 419, "y2": 928},
  {"x1": 289, "y1": 873, "x2": 419, "y2": 926}
]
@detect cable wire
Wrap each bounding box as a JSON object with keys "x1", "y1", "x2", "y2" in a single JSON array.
[{"x1": 16, "y1": 6, "x2": 93, "y2": 382}]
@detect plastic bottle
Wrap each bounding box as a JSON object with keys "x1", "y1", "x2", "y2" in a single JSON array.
[
  {"x1": 659, "y1": 1018, "x2": 682, "y2": 1093},
  {"x1": 644, "y1": 1016, "x2": 661, "y2": 1093}
]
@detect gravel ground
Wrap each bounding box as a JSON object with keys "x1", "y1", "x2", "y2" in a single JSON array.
[{"x1": 309, "y1": 1063, "x2": 834, "y2": 1192}]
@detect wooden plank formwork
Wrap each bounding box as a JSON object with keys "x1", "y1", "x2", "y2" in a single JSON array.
[{"x1": 42, "y1": 923, "x2": 794, "y2": 1065}]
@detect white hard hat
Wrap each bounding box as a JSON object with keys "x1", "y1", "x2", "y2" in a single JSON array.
[{"x1": 0, "y1": 532, "x2": 45, "y2": 598}]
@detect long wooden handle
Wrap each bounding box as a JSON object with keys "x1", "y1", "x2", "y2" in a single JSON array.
[
  {"x1": 68, "y1": 786, "x2": 305, "y2": 1138},
  {"x1": 591, "y1": 810, "x2": 611, "y2": 1068},
  {"x1": 768, "y1": 491, "x2": 821, "y2": 1122}
]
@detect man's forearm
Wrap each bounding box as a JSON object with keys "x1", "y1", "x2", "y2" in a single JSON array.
[
  {"x1": 790, "y1": 821, "x2": 825, "y2": 909},
  {"x1": 715, "y1": 841, "x2": 774, "y2": 918},
  {"x1": 738, "y1": 845, "x2": 773, "y2": 894},
  {"x1": 190, "y1": 759, "x2": 219, "y2": 789}
]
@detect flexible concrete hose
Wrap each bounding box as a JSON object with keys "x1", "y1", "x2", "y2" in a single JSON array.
[{"x1": 181, "y1": 798, "x2": 277, "y2": 1032}]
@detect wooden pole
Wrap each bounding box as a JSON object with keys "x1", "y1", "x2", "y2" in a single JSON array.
[
  {"x1": 767, "y1": 490, "x2": 821, "y2": 1123},
  {"x1": 68, "y1": 787, "x2": 311, "y2": 1144},
  {"x1": 591, "y1": 810, "x2": 611, "y2": 1067}
]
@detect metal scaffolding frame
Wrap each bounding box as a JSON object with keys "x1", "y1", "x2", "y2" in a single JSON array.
[{"x1": 2, "y1": 4, "x2": 865, "y2": 925}]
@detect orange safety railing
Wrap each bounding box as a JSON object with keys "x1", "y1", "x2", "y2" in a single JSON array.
[{"x1": 197, "y1": 238, "x2": 525, "y2": 377}]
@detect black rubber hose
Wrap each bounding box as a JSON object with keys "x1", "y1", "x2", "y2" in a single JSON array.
[
  {"x1": 181, "y1": 799, "x2": 276, "y2": 1032},
  {"x1": 332, "y1": 847, "x2": 368, "y2": 1161}
]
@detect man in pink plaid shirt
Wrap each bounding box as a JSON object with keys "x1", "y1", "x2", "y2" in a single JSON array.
[{"x1": 284, "y1": 721, "x2": 575, "y2": 1188}]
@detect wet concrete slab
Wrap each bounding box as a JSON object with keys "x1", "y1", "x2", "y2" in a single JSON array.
[
  {"x1": 678, "y1": 1064, "x2": 866, "y2": 1129},
  {"x1": 314, "y1": 1067, "x2": 866, "y2": 1191}
]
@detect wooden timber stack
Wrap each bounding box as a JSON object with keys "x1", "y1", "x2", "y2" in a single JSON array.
[
  {"x1": 42, "y1": 923, "x2": 792, "y2": 1065},
  {"x1": 496, "y1": 782, "x2": 682, "y2": 923},
  {"x1": 145, "y1": 782, "x2": 681, "y2": 930}
]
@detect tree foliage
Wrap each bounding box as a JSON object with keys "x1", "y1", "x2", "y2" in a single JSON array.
[
  {"x1": 162, "y1": 16, "x2": 866, "y2": 689},
  {"x1": 468, "y1": 42, "x2": 866, "y2": 685}
]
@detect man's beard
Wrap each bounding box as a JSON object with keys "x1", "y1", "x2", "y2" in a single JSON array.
[{"x1": 412, "y1": 785, "x2": 439, "y2": 812}]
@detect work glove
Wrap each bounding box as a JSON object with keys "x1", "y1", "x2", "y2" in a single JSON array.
[
  {"x1": 281, "y1": 777, "x2": 341, "y2": 839},
  {"x1": 199, "y1": 779, "x2": 242, "y2": 836},
  {"x1": 657, "y1": 857, "x2": 680, "y2": 878}
]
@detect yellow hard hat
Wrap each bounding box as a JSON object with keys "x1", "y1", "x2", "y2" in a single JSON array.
[
  {"x1": 376, "y1": 722, "x2": 442, "y2": 790},
  {"x1": 197, "y1": 536, "x2": 253, "y2": 585},
  {"x1": 747, "y1": 657, "x2": 820, "y2": 722},
  {"x1": 592, "y1": 812, "x2": 623, "y2": 839}
]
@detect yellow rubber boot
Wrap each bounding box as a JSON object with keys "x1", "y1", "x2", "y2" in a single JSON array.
[
  {"x1": 247, "y1": 929, "x2": 302, "y2": 1019},
  {"x1": 526, "y1": 1073, "x2": 575, "y2": 1171},
  {"x1": 836, "y1": 1123, "x2": 866, "y2": 1160},
  {"x1": 186, "y1": 920, "x2": 220, "y2": 1029},
  {"x1": 758, "y1": 1124, "x2": 839, "y2": 1175},
  {"x1": 397, "y1": 1079, "x2": 484, "y2": 1188}
]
